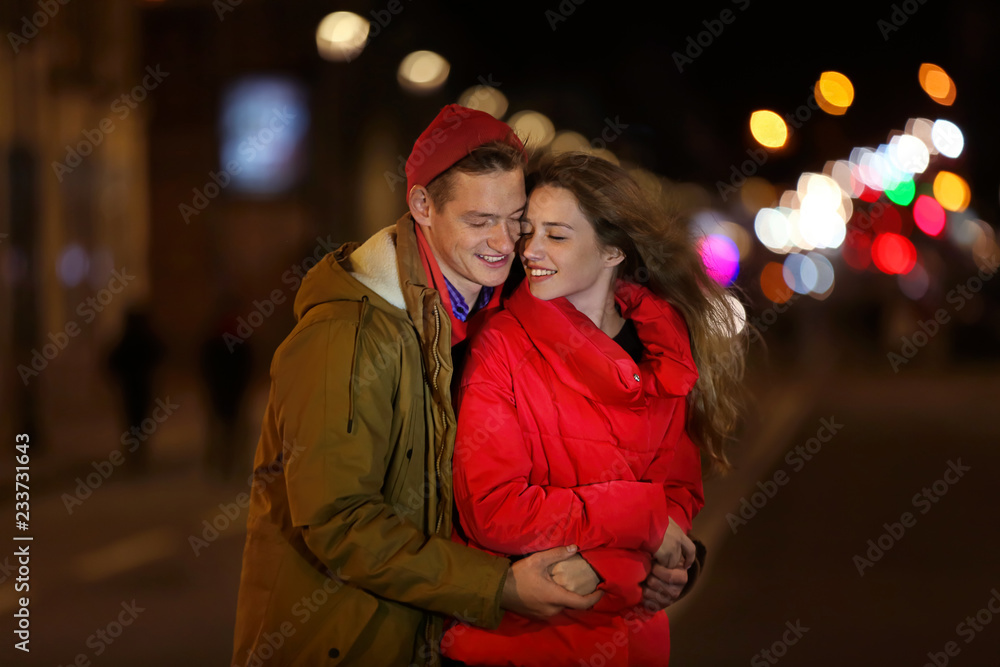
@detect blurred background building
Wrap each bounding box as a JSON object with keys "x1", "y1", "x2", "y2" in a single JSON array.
[{"x1": 1, "y1": 0, "x2": 999, "y2": 664}]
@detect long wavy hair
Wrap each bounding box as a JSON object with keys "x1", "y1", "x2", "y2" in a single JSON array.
[{"x1": 526, "y1": 151, "x2": 746, "y2": 473}]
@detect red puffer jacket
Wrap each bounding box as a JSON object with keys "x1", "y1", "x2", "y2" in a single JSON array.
[{"x1": 443, "y1": 279, "x2": 704, "y2": 667}]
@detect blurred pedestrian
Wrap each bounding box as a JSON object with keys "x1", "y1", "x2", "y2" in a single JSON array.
[
  {"x1": 199, "y1": 308, "x2": 253, "y2": 479},
  {"x1": 107, "y1": 305, "x2": 165, "y2": 473}
]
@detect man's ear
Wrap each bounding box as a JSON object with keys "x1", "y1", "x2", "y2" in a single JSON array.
[{"x1": 408, "y1": 185, "x2": 433, "y2": 227}]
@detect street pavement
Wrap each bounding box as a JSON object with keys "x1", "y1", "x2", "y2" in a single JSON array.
[{"x1": 1, "y1": 364, "x2": 998, "y2": 666}]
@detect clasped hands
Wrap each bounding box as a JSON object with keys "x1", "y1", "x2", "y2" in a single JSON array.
[{"x1": 501, "y1": 518, "x2": 695, "y2": 620}]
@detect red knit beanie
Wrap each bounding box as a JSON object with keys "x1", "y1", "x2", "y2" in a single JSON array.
[{"x1": 405, "y1": 104, "x2": 526, "y2": 196}]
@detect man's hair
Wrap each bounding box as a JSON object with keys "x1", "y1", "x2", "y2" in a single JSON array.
[{"x1": 425, "y1": 140, "x2": 526, "y2": 209}]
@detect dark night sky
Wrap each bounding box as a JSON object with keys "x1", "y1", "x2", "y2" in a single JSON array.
[
  {"x1": 360, "y1": 0, "x2": 1000, "y2": 218},
  {"x1": 145, "y1": 0, "x2": 1000, "y2": 221}
]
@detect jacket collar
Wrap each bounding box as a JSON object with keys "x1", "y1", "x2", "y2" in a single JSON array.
[
  {"x1": 395, "y1": 212, "x2": 456, "y2": 395},
  {"x1": 505, "y1": 279, "x2": 699, "y2": 404},
  {"x1": 347, "y1": 226, "x2": 407, "y2": 310}
]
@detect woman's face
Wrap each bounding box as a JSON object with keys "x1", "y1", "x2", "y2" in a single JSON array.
[{"x1": 521, "y1": 185, "x2": 621, "y2": 309}]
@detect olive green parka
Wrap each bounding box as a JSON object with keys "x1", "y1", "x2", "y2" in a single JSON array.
[{"x1": 231, "y1": 214, "x2": 510, "y2": 666}]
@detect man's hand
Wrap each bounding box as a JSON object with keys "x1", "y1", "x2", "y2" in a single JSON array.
[
  {"x1": 653, "y1": 518, "x2": 696, "y2": 568},
  {"x1": 549, "y1": 553, "x2": 600, "y2": 596},
  {"x1": 501, "y1": 546, "x2": 603, "y2": 619},
  {"x1": 641, "y1": 562, "x2": 689, "y2": 611}
]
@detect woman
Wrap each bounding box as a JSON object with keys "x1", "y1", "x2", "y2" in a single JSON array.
[{"x1": 443, "y1": 152, "x2": 745, "y2": 666}]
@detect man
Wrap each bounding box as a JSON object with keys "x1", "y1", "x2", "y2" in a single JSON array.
[{"x1": 232, "y1": 105, "x2": 618, "y2": 667}]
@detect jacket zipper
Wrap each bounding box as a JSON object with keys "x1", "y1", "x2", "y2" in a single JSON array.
[
  {"x1": 346, "y1": 296, "x2": 369, "y2": 433},
  {"x1": 431, "y1": 304, "x2": 447, "y2": 535}
]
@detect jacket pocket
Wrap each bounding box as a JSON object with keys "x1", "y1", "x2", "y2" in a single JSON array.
[
  {"x1": 291, "y1": 581, "x2": 380, "y2": 666},
  {"x1": 384, "y1": 401, "x2": 418, "y2": 506}
]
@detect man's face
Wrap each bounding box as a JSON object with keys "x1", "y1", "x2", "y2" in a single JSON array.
[{"x1": 420, "y1": 169, "x2": 526, "y2": 296}]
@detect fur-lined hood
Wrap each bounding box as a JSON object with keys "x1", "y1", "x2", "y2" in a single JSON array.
[{"x1": 293, "y1": 224, "x2": 408, "y2": 322}]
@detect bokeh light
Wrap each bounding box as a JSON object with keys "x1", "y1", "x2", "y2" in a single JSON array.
[
  {"x1": 750, "y1": 110, "x2": 788, "y2": 149},
  {"x1": 933, "y1": 171, "x2": 971, "y2": 212},
  {"x1": 718, "y1": 293, "x2": 747, "y2": 336},
  {"x1": 760, "y1": 262, "x2": 793, "y2": 303},
  {"x1": 886, "y1": 178, "x2": 915, "y2": 206},
  {"x1": 805, "y1": 251, "x2": 835, "y2": 297},
  {"x1": 590, "y1": 148, "x2": 620, "y2": 165},
  {"x1": 931, "y1": 119, "x2": 964, "y2": 158},
  {"x1": 829, "y1": 159, "x2": 864, "y2": 198},
  {"x1": 795, "y1": 173, "x2": 849, "y2": 249},
  {"x1": 815, "y1": 71, "x2": 854, "y2": 115},
  {"x1": 220, "y1": 77, "x2": 310, "y2": 195},
  {"x1": 397, "y1": 50, "x2": 450, "y2": 94},
  {"x1": 872, "y1": 233, "x2": 917, "y2": 274},
  {"x1": 888, "y1": 134, "x2": 929, "y2": 175},
  {"x1": 913, "y1": 194, "x2": 946, "y2": 236},
  {"x1": 691, "y1": 217, "x2": 753, "y2": 262},
  {"x1": 315, "y1": 12, "x2": 369, "y2": 62},
  {"x1": 842, "y1": 231, "x2": 872, "y2": 271},
  {"x1": 508, "y1": 110, "x2": 555, "y2": 150},
  {"x1": 949, "y1": 217, "x2": 990, "y2": 248},
  {"x1": 458, "y1": 85, "x2": 508, "y2": 119},
  {"x1": 755, "y1": 207, "x2": 791, "y2": 253},
  {"x1": 918, "y1": 63, "x2": 957, "y2": 106},
  {"x1": 871, "y1": 205, "x2": 903, "y2": 236},
  {"x1": 782, "y1": 254, "x2": 818, "y2": 295},
  {"x1": 698, "y1": 233, "x2": 741, "y2": 286},
  {"x1": 549, "y1": 131, "x2": 590, "y2": 154},
  {"x1": 57, "y1": 244, "x2": 90, "y2": 287},
  {"x1": 852, "y1": 147, "x2": 898, "y2": 192},
  {"x1": 898, "y1": 261, "x2": 930, "y2": 300},
  {"x1": 972, "y1": 226, "x2": 1000, "y2": 270}
]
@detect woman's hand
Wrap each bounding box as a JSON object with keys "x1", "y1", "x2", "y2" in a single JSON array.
[
  {"x1": 502, "y1": 546, "x2": 603, "y2": 619},
  {"x1": 642, "y1": 562, "x2": 689, "y2": 610},
  {"x1": 549, "y1": 553, "x2": 601, "y2": 595},
  {"x1": 654, "y1": 518, "x2": 696, "y2": 568}
]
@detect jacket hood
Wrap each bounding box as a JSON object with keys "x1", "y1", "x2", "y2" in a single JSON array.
[
  {"x1": 505, "y1": 279, "x2": 699, "y2": 405},
  {"x1": 293, "y1": 226, "x2": 408, "y2": 322}
]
